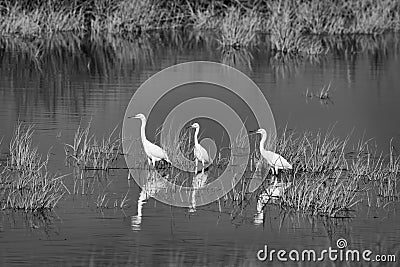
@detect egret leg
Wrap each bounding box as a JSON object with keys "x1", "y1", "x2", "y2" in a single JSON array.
[
  {"x1": 152, "y1": 158, "x2": 155, "y2": 168},
  {"x1": 195, "y1": 158, "x2": 198, "y2": 172},
  {"x1": 270, "y1": 167, "x2": 277, "y2": 185},
  {"x1": 202, "y1": 160, "x2": 205, "y2": 171},
  {"x1": 270, "y1": 175, "x2": 276, "y2": 185},
  {"x1": 269, "y1": 166, "x2": 273, "y2": 175},
  {"x1": 147, "y1": 158, "x2": 151, "y2": 169}
]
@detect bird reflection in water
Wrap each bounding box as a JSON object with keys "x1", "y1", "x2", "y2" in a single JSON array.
[
  {"x1": 254, "y1": 180, "x2": 292, "y2": 226},
  {"x1": 188, "y1": 170, "x2": 209, "y2": 213},
  {"x1": 131, "y1": 169, "x2": 168, "y2": 231}
]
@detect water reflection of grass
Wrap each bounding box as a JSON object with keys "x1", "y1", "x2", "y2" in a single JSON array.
[
  {"x1": 0, "y1": 209, "x2": 60, "y2": 234},
  {"x1": 221, "y1": 47, "x2": 253, "y2": 71},
  {"x1": 0, "y1": 30, "x2": 397, "y2": 96}
]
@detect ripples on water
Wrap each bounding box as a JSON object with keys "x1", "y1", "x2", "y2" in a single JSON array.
[{"x1": 0, "y1": 31, "x2": 400, "y2": 266}]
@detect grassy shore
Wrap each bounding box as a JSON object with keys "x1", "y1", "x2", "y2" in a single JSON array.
[{"x1": 1, "y1": 0, "x2": 399, "y2": 52}]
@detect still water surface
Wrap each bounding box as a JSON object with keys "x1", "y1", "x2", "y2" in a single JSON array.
[{"x1": 0, "y1": 32, "x2": 400, "y2": 266}]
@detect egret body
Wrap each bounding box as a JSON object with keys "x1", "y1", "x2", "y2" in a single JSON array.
[
  {"x1": 130, "y1": 113, "x2": 170, "y2": 167},
  {"x1": 255, "y1": 128, "x2": 292, "y2": 175}
]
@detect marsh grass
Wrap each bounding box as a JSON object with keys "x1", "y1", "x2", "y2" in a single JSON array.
[
  {"x1": 375, "y1": 143, "x2": 400, "y2": 198},
  {"x1": 268, "y1": 1, "x2": 303, "y2": 54},
  {"x1": 91, "y1": 0, "x2": 186, "y2": 38},
  {"x1": 64, "y1": 122, "x2": 121, "y2": 171},
  {"x1": 304, "y1": 83, "x2": 333, "y2": 105},
  {"x1": 1, "y1": 0, "x2": 399, "y2": 42},
  {"x1": 266, "y1": 0, "x2": 399, "y2": 54},
  {"x1": 0, "y1": 2, "x2": 84, "y2": 37},
  {"x1": 0, "y1": 123, "x2": 65, "y2": 211},
  {"x1": 218, "y1": 7, "x2": 260, "y2": 48},
  {"x1": 268, "y1": 3, "x2": 327, "y2": 55},
  {"x1": 280, "y1": 171, "x2": 361, "y2": 217},
  {"x1": 186, "y1": 1, "x2": 220, "y2": 30}
]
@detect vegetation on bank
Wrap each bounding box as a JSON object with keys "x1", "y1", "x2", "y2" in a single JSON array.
[{"x1": 0, "y1": 0, "x2": 399, "y2": 53}]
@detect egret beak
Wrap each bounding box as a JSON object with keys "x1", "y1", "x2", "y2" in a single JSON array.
[{"x1": 248, "y1": 130, "x2": 257, "y2": 135}]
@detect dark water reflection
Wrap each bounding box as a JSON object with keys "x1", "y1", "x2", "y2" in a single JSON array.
[{"x1": 1, "y1": 31, "x2": 400, "y2": 265}]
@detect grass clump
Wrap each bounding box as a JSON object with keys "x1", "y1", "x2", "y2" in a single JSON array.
[
  {"x1": 268, "y1": 1, "x2": 303, "y2": 54},
  {"x1": 0, "y1": 123, "x2": 65, "y2": 211},
  {"x1": 304, "y1": 83, "x2": 333, "y2": 104},
  {"x1": 267, "y1": 1, "x2": 328, "y2": 55},
  {"x1": 91, "y1": 0, "x2": 175, "y2": 37},
  {"x1": 280, "y1": 172, "x2": 361, "y2": 217},
  {"x1": 0, "y1": 2, "x2": 83, "y2": 37},
  {"x1": 64, "y1": 122, "x2": 121, "y2": 171},
  {"x1": 218, "y1": 7, "x2": 260, "y2": 48}
]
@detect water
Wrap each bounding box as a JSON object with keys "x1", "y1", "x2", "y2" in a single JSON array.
[{"x1": 0, "y1": 32, "x2": 400, "y2": 266}]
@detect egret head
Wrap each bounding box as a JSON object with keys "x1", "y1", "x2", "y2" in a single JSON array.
[
  {"x1": 256, "y1": 128, "x2": 267, "y2": 135},
  {"x1": 131, "y1": 113, "x2": 146, "y2": 120},
  {"x1": 190, "y1": 122, "x2": 200, "y2": 129}
]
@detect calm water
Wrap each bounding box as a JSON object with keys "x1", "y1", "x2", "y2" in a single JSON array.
[{"x1": 0, "y1": 32, "x2": 400, "y2": 266}]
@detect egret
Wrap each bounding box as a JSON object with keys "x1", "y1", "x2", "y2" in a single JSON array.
[
  {"x1": 129, "y1": 113, "x2": 170, "y2": 167},
  {"x1": 190, "y1": 122, "x2": 210, "y2": 170},
  {"x1": 254, "y1": 128, "x2": 292, "y2": 176}
]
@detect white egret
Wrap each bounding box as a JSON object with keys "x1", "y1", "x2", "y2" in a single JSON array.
[
  {"x1": 190, "y1": 123, "x2": 210, "y2": 170},
  {"x1": 254, "y1": 128, "x2": 292, "y2": 176},
  {"x1": 129, "y1": 113, "x2": 170, "y2": 167}
]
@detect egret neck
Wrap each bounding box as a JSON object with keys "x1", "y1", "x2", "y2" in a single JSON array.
[
  {"x1": 259, "y1": 131, "x2": 267, "y2": 152},
  {"x1": 194, "y1": 126, "x2": 200, "y2": 146},
  {"x1": 139, "y1": 117, "x2": 148, "y2": 145}
]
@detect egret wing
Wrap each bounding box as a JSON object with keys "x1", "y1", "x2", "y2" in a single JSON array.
[
  {"x1": 146, "y1": 141, "x2": 169, "y2": 160},
  {"x1": 198, "y1": 144, "x2": 210, "y2": 162},
  {"x1": 263, "y1": 151, "x2": 292, "y2": 169}
]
